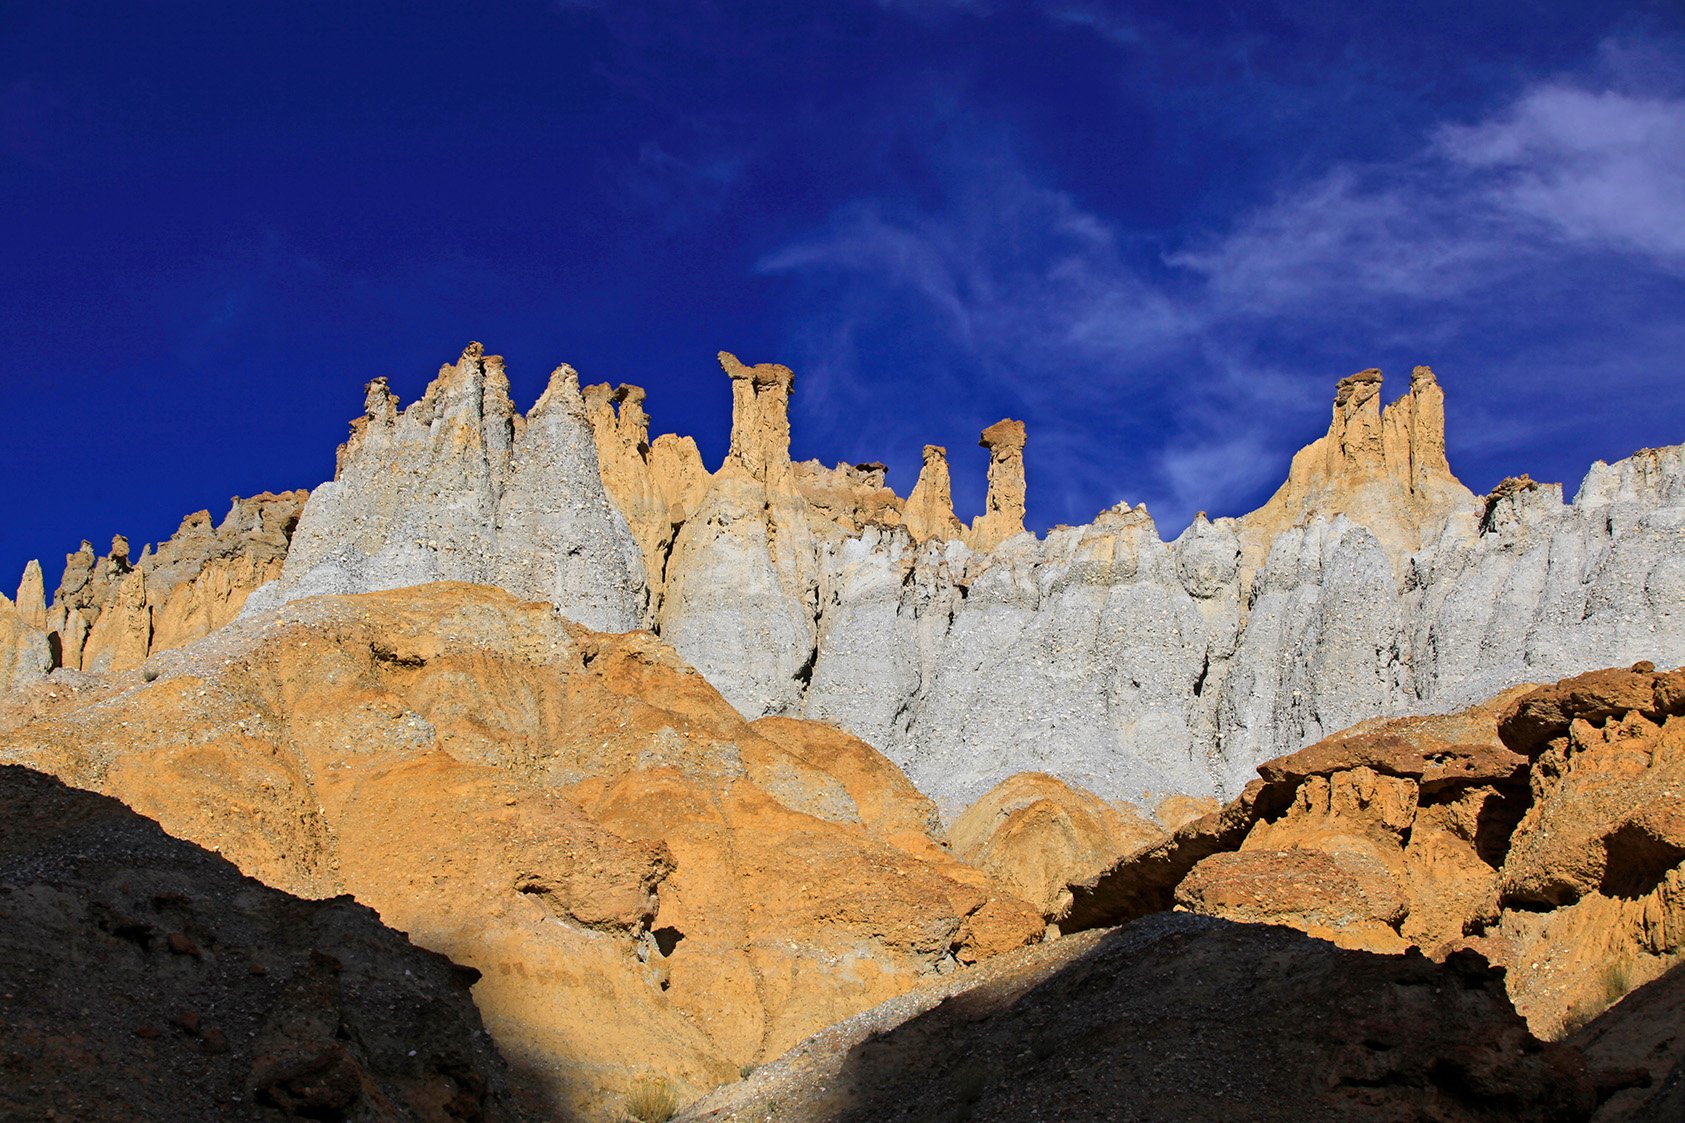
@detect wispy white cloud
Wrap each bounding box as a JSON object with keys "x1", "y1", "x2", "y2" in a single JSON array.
[
  {"x1": 1172, "y1": 80, "x2": 1685, "y2": 314},
  {"x1": 1046, "y1": 2, "x2": 1140, "y2": 46},
  {"x1": 1165, "y1": 166, "x2": 1523, "y2": 315},
  {"x1": 1436, "y1": 85, "x2": 1685, "y2": 267},
  {"x1": 760, "y1": 148, "x2": 1191, "y2": 399},
  {"x1": 759, "y1": 50, "x2": 1685, "y2": 530}
]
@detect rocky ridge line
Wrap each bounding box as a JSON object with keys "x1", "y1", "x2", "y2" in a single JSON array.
[{"x1": 12, "y1": 348, "x2": 1682, "y2": 812}]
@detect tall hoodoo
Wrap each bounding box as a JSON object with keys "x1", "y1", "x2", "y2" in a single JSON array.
[
  {"x1": 1238, "y1": 366, "x2": 1476, "y2": 570},
  {"x1": 718, "y1": 351, "x2": 795, "y2": 485},
  {"x1": 1382, "y1": 365, "x2": 1452, "y2": 493},
  {"x1": 14, "y1": 560, "x2": 46, "y2": 630},
  {"x1": 968, "y1": 419, "x2": 1028, "y2": 551},
  {"x1": 904, "y1": 445, "x2": 964, "y2": 542}
]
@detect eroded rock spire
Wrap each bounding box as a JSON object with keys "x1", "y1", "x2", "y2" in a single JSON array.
[
  {"x1": 905, "y1": 445, "x2": 963, "y2": 542},
  {"x1": 968, "y1": 419, "x2": 1028, "y2": 551},
  {"x1": 15, "y1": 560, "x2": 46, "y2": 630},
  {"x1": 1238, "y1": 366, "x2": 1473, "y2": 570},
  {"x1": 718, "y1": 351, "x2": 795, "y2": 485}
]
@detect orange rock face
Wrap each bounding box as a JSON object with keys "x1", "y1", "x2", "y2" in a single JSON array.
[
  {"x1": 902, "y1": 445, "x2": 963, "y2": 542},
  {"x1": 39, "y1": 491, "x2": 306, "y2": 673},
  {"x1": 1155, "y1": 793, "x2": 1220, "y2": 831},
  {"x1": 1489, "y1": 666, "x2": 1685, "y2": 1036},
  {"x1": 0, "y1": 582, "x2": 1039, "y2": 1116},
  {"x1": 950, "y1": 772, "x2": 1166, "y2": 919},
  {"x1": 1160, "y1": 695, "x2": 1532, "y2": 954},
  {"x1": 1066, "y1": 664, "x2": 1685, "y2": 1047}
]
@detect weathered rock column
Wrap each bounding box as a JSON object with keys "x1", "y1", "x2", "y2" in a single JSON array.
[
  {"x1": 14, "y1": 560, "x2": 46, "y2": 630},
  {"x1": 1330, "y1": 368, "x2": 1384, "y2": 465},
  {"x1": 904, "y1": 445, "x2": 964, "y2": 542},
  {"x1": 1380, "y1": 365, "x2": 1451, "y2": 495},
  {"x1": 968, "y1": 419, "x2": 1028, "y2": 550},
  {"x1": 718, "y1": 351, "x2": 795, "y2": 485}
]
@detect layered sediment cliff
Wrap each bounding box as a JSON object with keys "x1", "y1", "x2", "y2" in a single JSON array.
[
  {"x1": 246, "y1": 344, "x2": 645, "y2": 633},
  {"x1": 15, "y1": 346, "x2": 1682, "y2": 813}
]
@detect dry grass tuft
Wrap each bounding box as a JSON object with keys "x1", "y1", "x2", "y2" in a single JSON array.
[{"x1": 624, "y1": 1075, "x2": 680, "y2": 1123}]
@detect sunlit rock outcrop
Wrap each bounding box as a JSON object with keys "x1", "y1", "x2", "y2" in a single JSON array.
[
  {"x1": 967, "y1": 419, "x2": 1028, "y2": 551},
  {"x1": 0, "y1": 583, "x2": 1040, "y2": 1117},
  {"x1": 247, "y1": 344, "x2": 644, "y2": 632},
  {"x1": 27, "y1": 492, "x2": 306, "y2": 674},
  {"x1": 43, "y1": 344, "x2": 1679, "y2": 814},
  {"x1": 903, "y1": 444, "x2": 964, "y2": 542}
]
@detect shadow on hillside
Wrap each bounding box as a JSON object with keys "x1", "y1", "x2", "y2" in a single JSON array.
[
  {"x1": 501, "y1": 1048, "x2": 580, "y2": 1123},
  {"x1": 1572, "y1": 957, "x2": 1685, "y2": 1120},
  {"x1": 0, "y1": 763, "x2": 534, "y2": 1123},
  {"x1": 808, "y1": 914, "x2": 1604, "y2": 1123}
]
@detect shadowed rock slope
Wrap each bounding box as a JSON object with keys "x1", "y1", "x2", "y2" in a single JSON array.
[
  {"x1": 677, "y1": 913, "x2": 1595, "y2": 1123},
  {"x1": 0, "y1": 764, "x2": 523, "y2": 1123}
]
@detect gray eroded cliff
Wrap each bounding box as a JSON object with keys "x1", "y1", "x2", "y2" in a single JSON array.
[
  {"x1": 616, "y1": 355, "x2": 1685, "y2": 811},
  {"x1": 18, "y1": 346, "x2": 1679, "y2": 814},
  {"x1": 242, "y1": 343, "x2": 645, "y2": 633}
]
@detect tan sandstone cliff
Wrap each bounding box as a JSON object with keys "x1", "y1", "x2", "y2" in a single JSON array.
[
  {"x1": 0, "y1": 582, "x2": 1040, "y2": 1118},
  {"x1": 1237, "y1": 365, "x2": 1478, "y2": 571},
  {"x1": 32, "y1": 491, "x2": 306, "y2": 674}
]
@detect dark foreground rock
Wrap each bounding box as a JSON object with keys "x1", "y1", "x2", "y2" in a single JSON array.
[
  {"x1": 0, "y1": 764, "x2": 526, "y2": 1122},
  {"x1": 678, "y1": 912, "x2": 1595, "y2": 1123},
  {"x1": 1571, "y1": 960, "x2": 1685, "y2": 1122}
]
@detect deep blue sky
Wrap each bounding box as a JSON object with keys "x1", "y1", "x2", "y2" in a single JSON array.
[{"x1": 4, "y1": 1, "x2": 1684, "y2": 594}]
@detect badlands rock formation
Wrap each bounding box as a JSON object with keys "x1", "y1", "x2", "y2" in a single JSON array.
[
  {"x1": 1238, "y1": 365, "x2": 1470, "y2": 571},
  {"x1": 903, "y1": 445, "x2": 964, "y2": 543},
  {"x1": 17, "y1": 347, "x2": 1683, "y2": 814},
  {"x1": 949, "y1": 771, "x2": 1165, "y2": 919},
  {"x1": 966, "y1": 419, "x2": 1028, "y2": 550},
  {"x1": 14, "y1": 491, "x2": 306, "y2": 677},
  {"x1": 0, "y1": 765, "x2": 522, "y2": 1122},
  {"x1": 1, "y1": 587, "x2": 52, "y2": 691},
  {"x1": 1063, "y1": 662, "x2": 1685, "y2": 1043},
  {"x1": 246, "y1": 345, "x2": 645, "y2": 633},
  {"x1": 598, "y1": 354, "x2": 1680, "y2": 811},
  {"x1": 0, "y1": 583, "x2": 1040, "y2": 1118}
]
